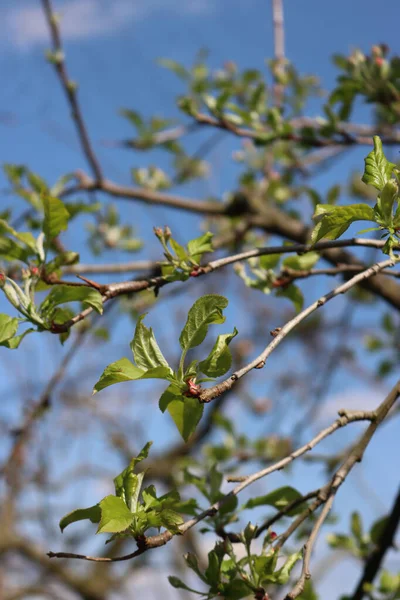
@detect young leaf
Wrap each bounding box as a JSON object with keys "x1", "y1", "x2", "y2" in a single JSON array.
[
  {"x1": 370, "y1": 515, "x2": 389, "y2": 544},
  {"x1": 273, "y1": 550, "x2": 302, "y2": 584},
  {"x1": 41, "y1": 285, "x2": 104, "y2": 315},
  {"x1": 59, "y1": 505, "x2": 101, "y2": 532},
  {"x1": 168, "y1": 576, "x2": 203, "y2": 594},
  {"x1": 159, "y1": 508, "x2": 184, "y2": 533},
  {"x1": 199, "y1": 328, "x2": 238, "y2": 377},
  {"x1": 243, "y1": 485, "x2": 303, "y2": 514},
  {"x1": 42, "y1": 195, "x2": 70, "y2": 240},
  {"x1": 97, "y1": 495, "x2": 134, "y2": 534},
  {"x1": 166, "y1": 396, "x2": 204, "y2": 442},
  {"x1": 375, "y1": 180, "x2": 398, "y2": 225},
  {"x1": 311, "y1": 204, "x2": 375, "y2": 244},
  {"x1": 276, "y1": 284, "x2": 304, "y2": 313},
  {"x1": 130, "y1": 315, "x2": 171, "y2": 371},
  {"x1": 362, "y1": 136, "x2": 396, "y2": 191},
  {"x1": 259, "y1": 253, "x2": 281, "y2": 270},
  {"x1": 187, "y1": 232, "x2": 214, "y2": 261},
  {"x1": 282, "y1": 252, "x2": 320, "y2": 271},
  {"x1": 179, "y1": 295, "x2": 228, "y2": 352},
  {"x1": 0, "y1": 328, "x2": 35, "y2": 349},
  {"x1": 350, "y1": 512, "x2": 363, "y2": 541},
  {"x1": 93, "y1": 357, "x2": 170, "y2": 393},
  {"x1": 159, "y1": 385, "x2": 183, "y2": 412},
  {"x1": 0, "y1": 314, "x2": 19, "y2": 344},
  {"x1": 221, "y1": 580, "x2": 253, "y2": 600}
]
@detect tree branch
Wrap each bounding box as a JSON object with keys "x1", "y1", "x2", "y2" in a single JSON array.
[
  {"x1": 47, "y1": 407, "x2": 377, "y2": 562},
  {"x1": 199, "y1": 258, "x2": 395, "y2": 404},
  {"x1": 41, "y1": 0, "x2": 103, "y2": 182},
  {"x1": 350, "y1": 484, "x2": 400, "y2": 600},
  {"x1": 284, "y1": 381, "x2": 400, "y2": 599}
]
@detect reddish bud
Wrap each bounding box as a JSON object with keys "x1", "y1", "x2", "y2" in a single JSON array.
[
  {"x1": 269, "y1": 531, "x2": 277, "y2": 540},
  {"x1": 184, "y1": 378, "x2": 202, "y2": 398},
  {"x1": 30, "y1": 266, "x2": 39, "y2": 276},
  {"x1": 375, "y1": 57, "x2": 384, "y2": 67},
  {"x1": 190, "y1": 266, "x2": 201, "y2": 277},
  {"x1": 153, "y1": 227, "x2": 163, "y2": 239}
]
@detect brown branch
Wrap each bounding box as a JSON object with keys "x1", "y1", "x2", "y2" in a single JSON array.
[
  {"x1": 63, "y1": 170, "x2": 224, "y2": 215},
  {"x1": 350, "y1": 484, "x2": 400, "y2": 600},
  {"x1": 48, "y1": 238, "x2": 396, "y2": 334},
  {"x1": 194, "y1": 112, "x2": 400, "y2": 147},
  {"x1": 47, "y1": 407, "x2": 376, "y2": 562},
  {"x1": 280, "y1": 265, "x2": 400, "y2": 280},
  {"x1": 41, "y1": 0, "x2": 103, "y2": 182},
  {"x1": 64, "y1": 260, "x2": 159, "y2": 275},
  {"x1": 284, "y1": 381, "x2": 400, "y2": 600}
]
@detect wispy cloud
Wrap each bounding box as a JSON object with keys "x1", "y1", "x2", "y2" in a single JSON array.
[
  {"x1": 316, "y1": 386, "x2": 386, "y2": 424},
  {"x1": 2, "y1": 0, "x2": 213, "y2": 50}
]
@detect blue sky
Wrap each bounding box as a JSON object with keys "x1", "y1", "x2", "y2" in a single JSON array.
[{"x1": 0, "y1": 1, "x2": 399, "y2": 598}]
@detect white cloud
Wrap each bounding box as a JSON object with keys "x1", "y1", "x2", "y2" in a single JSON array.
[
  {"x1": 316, "y1": 386, "x2": 386, "y2": 424},
  {"x1": 2, "y1": 0, "x2": 213, "y2": 50}
]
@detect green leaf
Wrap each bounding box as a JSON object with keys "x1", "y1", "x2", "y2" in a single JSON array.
[
  {"x1": 42, "y1": 285, "x2": 104, "y2": 315},
  {"x1": 273, "y1": 550, "x2": 302, "y2": 584},
  {"x1": 187, "y1": 232, "x2": 214, "y2": 261},
  {"x1": 254, "y1": 552, "x2": 278, "y2": 581},
  {"x1": 159, "y1": 508, "x2": 184, "y2": 533},
  {"x1": 0, "y1": 314, "x2": 19, "y2": 344},
  {"x1": 350, "y1": 512, "x2": 363, "y2": 541},
  {"x1": 282, "y1": 252, "x2": 320, "y2": 271},
  {"x1": 362, "y1": 136, "x2": 396, "y2": 191},
  {"x1": 119, "y1": 109, "x2": 144, "y2": 131},
  {"x1": 243, "y1": 486, "x2": 303, "y2": 514},
  {"x1": 297, "y1": 580, "x2": 319, "y2": 600},
  {"x1": 199, "y1": 328, "x2": 238, "y2": 377},
  {"x1": 159, "y1": 384, "x2": 183, "y2": 412},
  {"x1": 205, "y1": 549, "x2": 222, "y2": 586},
  {"x1": 114, "y1": 441, "x2": 152, "y2": 509},
  {"x1": 276, "y1": 283, "x2": 304, "y2": 312},
  {"x1": 59, "y1": 505, "x2": 101, "y2": 532},
  {"x1": 97, "y1": 495, "x2": 134, "y2": 534},
  {"x1": 379, "y1": 570, "x2": 400, "y2": 594},
  {"x1": 327, "y1": 184, "x2": 341, "y2": 205},
  {"x1": 93, "y1": 358, "x2": 170, "y2": 393},
  {"x1": 131, "y1": 315, "x2": 171, "y2": 371},
  {"x1": 375, "y1": 180, "x2": 398, "y2": 225},
  {"x1": 0, "y1": 328, "x2": 35, "y2": 349},
  {"x1": 158, "y1": 59, "x2": 189, "y2": 80},
  {"x1": 168, "y1": 576, "x2": 203, "y2": 594},
  {"x1": 311, "y1": 204, "x2": 376, "y2": 244},
  {"x1": 166, "y1": 396, "x2": 204, "y2": 442},
  {"x1": 179, "y1": 295, "x2": 228, "y2": 351},
  {"x1": 370, "y1": 516, "x2": 388, "y2": 544},
  {"x1": 222, "y1": 580, "x2": 252, "y2": 600},
  {"x1": 42, "y1": 195, "x2": 70, "y2": 240},
  {"x1": 259, "y1": 253, "x2": 281, "y2": 270},
  {"x1": 170, "y1": 238, "x2": 188, "y2": 261}
]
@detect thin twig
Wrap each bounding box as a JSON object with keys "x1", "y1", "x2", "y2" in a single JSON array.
[
  {"x1": 41, "y1": 0, "x2": 103, "y2": 182},
  {"x1": 47, "y1": 407, "x2": 380, "y2": 562},
  {"x1": 48, "y1": 239, "x2": 396, "y2": 334},
  {"x1": 284, "y1": 381, "x2": 400, "y2": 599},
  {"x1": 199, "y1": 258, "x2": 395, "y2": 403}
]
